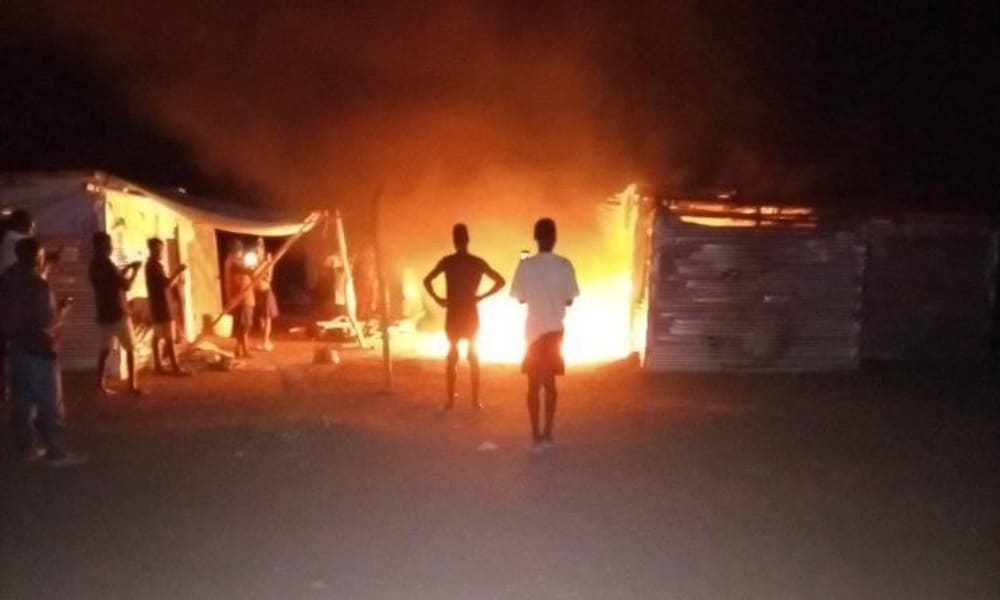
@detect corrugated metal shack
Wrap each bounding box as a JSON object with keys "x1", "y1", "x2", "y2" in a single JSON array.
[
  {"x1": 639, "y1": 198, "x2": 865, "y2": 372},
  {"x1": 861, "y1": 216, "x2": 998, "y2": 361},
  {"x1": 631, "y1": 191, "x2": 998, "y2": 372}
]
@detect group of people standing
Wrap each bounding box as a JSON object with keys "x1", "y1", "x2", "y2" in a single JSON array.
[
  {"x1": 89, "y1": 233, "x2": 189, "y2": 399},
  {"x1": 0, "y1": 210, "x2": 78, "y2": 465},
  {"x1": 3, "y1": 208, "x2": 575, "y2": 463},
  {"x1": 223, "y1": 238, "x2": 279, "y2": 358},
  {"x1": 0, "y1": 209, "x2": 197, "y2": 465},
  {"x1": 424, "y1": 218, "x2": 579, "y2": 454},
  {"x1": 0, "y1": 207, "x2": 280, "y2": 466}
]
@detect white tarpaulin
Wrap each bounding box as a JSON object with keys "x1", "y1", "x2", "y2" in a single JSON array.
[{"x1": 1, "y1": 171, "x2": 317, "y2": 369}]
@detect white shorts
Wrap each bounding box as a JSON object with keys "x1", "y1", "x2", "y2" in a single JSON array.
[{"x1": 99, "y1": 319, "x2": 136, "y2": 352}]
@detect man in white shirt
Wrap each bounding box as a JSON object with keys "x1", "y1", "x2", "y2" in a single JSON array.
[{"x1": 510, "y1": 218, "x2": 579, "y2": 453}]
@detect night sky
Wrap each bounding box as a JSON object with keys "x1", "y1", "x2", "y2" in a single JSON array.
[{"x1": 1, "y1": 1, "x2": 998, "y2": 213}]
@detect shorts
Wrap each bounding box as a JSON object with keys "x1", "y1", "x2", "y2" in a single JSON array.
[
  {"x1": 254, "y1": 289, "x2": 280, "y2": 319},
  {"x1": 521, "y1": 330, "x2": 565, "y2": 377},
  {"x1": 231, "y1": 304, "x2": 253, "y2": 337},
  {"x1": 98, "y1": 318, "x2": 136, "y2": 352},
  {"x1": 153, "y1": 320, "x2": 175, "y2": 339},
  {"x1": 445, "y1": 309, "x2": 479, "y2": 343}
]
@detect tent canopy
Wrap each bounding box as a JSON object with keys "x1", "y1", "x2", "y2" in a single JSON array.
[{"x1": 1, "y1": 171, "x2": 316, "y2": 236}]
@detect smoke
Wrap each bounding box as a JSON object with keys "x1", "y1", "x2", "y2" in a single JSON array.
[{"x1": 3, "y1": 1, "x2": 821, "y2": 279}]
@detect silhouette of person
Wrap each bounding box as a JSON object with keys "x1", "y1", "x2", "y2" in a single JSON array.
[
  {"x1": 423, "y1": 224, "x2": 505, "y2": 410},
  {"x1": 510, "y1": 218, "x2": 579, "y2": 454},
  {"x1": 145, "y1": 238, "x2": 188, "y2": 375}
]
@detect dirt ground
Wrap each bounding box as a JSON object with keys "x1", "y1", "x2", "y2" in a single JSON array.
[{"x1": 1, "y1": 341, "x2": 998, "y2": 599}]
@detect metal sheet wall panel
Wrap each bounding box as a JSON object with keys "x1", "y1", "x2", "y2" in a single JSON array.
[
  {"x1": 644, "y1": 216, "x2": 864, "y2": 372},
  {"x1": 861, "y1": 221, "x2": 997, "y2": 360},
  {"x1": 44, "y1": 235, "x2": 101, "y2": 370}
]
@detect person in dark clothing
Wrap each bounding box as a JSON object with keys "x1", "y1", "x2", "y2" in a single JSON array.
[
  {"x1": 89, "y1": 232, "x2": 143, "y2": 395},
  {"x1": 0, "y1": 237, "x2": 85, "y2": 466},
  {"x1": 0, "y1": 209, "x2": 35, "y2": 410},
  {"x1": 423, "y1": 224, "x2": 505, "y2": 410},
  {"x1": 144, "y1": 238, "x2": 188, "y2": 375}
]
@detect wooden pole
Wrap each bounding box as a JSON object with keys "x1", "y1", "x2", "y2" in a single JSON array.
[
  {"x1": 371, "y1": 186, "x2": 392, "y2": 390},
  {"x1": 333, "y1": 209, "x2": 369, "y2": 349}
]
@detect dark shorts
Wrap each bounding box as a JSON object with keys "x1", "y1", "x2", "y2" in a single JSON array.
[
  {"x1": 445, "y1": 308, "x2": 479, "y2": 342},
  {"x1": 522, "y1": 330, "x2": 565, "y2": 377},
  {"x1": 255, "y1": 290, "x2": 280, "y2": 319},
  {"x1": 149, "y1": 300, "x2": 173, "y2": 324},
  {"x1": 231, "y1": 303, "x2": 253, "y2": 336}
]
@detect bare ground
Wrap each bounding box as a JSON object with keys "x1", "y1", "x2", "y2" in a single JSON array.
[{"x1": 1, "y1": 342, "x2": 997, "y2": 599}]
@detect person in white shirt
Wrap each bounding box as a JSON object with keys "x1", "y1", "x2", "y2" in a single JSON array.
[
  {"x1": 0, "y1": 210, "x2": 34, "y2": 274},
  {"x1": 509, "y1": 218, "x2": 579, "y2": 453}
]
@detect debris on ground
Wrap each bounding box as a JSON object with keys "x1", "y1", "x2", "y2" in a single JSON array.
[{"x1": 185, "y1": 340, "x2": 235, "y2": 371}]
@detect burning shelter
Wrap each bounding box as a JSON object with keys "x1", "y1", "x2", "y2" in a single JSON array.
[
  {"x1": 0, "y1": 171, "x2": 315, "y2": 369},
  {"x1": 627, "y1": 188, "x2": 999, "y2": 371}
]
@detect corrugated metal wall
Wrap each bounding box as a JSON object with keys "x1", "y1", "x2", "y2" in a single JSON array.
[
  {"x1": 861, "y1": 220, "x2": 998, "y2": 360},
  {"x1": 46, "y1": 235, "x2": 102, "y2": 370},
  {"x1": 644, "y1": 215, "x2": 864, "y2": 371}
]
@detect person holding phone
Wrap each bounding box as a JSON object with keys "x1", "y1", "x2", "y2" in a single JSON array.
[
  {"x1": 145, "y1": 238, "x2": 189, "y2": 376},
  {"x1": 423, "y1": 224, "x2": 505, "y2": 410},
  {"x1": 510, "y1": 218, "x2": 579, "y2": 454},
  {"x1": 0, "y1": 209, "x2": 35, "y2": 409},
  {"x1": 89, "y1": 232, "x2": 143, "y2": 396},
  {"x1": 0, "y1": 237, "x2": 86, "y2": 465}
]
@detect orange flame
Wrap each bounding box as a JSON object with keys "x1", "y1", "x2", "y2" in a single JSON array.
[{"x1": 407, "y1": 184, "x2": 641, "y2": 365}]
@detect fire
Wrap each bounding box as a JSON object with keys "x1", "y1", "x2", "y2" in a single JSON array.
[
  {"x1": 415, "y1": 272, "x2": 634, "y2": 364},
  {"x1": 399, "y1": 184, "x2": 641, "y2": 365}
]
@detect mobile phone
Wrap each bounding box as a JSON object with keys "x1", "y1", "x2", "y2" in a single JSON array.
[{"x1": 519, "y1": 250, "x2": 529, "y2": 260}]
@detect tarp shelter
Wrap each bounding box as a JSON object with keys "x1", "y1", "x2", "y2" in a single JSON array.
[{"x1": 0, "y1": 171, "x2": 314, "y2": 369}]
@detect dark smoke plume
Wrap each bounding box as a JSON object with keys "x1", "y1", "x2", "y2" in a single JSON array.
[{"x1": 4, "y1": 1, "x2": 817, "y2": 276}]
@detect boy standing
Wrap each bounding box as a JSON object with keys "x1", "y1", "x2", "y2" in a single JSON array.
[
  {"x1": 223, "y1": 240, "x2": 256, "y2": 359},
  {"x1": 144, "y1": 238, "x2": 188, "y2": 375},
  {"x1": 89, "y1": 232, "x2": 143, "y2": 395},
  {"x1": 423, "y1": 224, "x2": 505, "y2": 410},
  {"x1": 510, "y1": 219, "x2": 579, "y2": 453}
]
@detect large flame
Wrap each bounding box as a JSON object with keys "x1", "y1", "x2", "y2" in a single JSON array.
[
  {"x1": 406, "y1": 185, "x2": 641, "y2": 365},
  {"x1": 415, "y1": 272, "x2": 634, "y2": 364}
]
